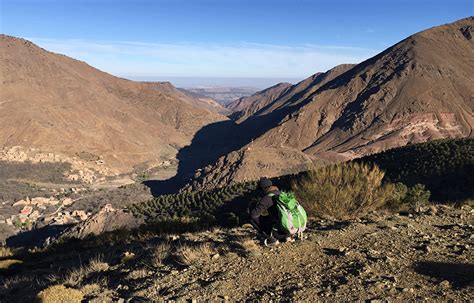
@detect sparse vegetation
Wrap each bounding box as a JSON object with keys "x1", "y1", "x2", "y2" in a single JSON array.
[
  {"x1": 151, "y1": 242, "x2": 171, "y2": 268},
  {"x1": 127, "y1": 181, "x2": 259, "y2": 226},
  {"x1": 0, "y1": 160, "x2": 74, "y2": 183},
  {"x1": 235, "y1": 237, "x2": 260, "y2": 257},
  {"x1": 0, "y1": 160, "x2": 78, "y2": 202},
  {"x1": 0, "y1": 259, "x2": 22, "y2": 270}
]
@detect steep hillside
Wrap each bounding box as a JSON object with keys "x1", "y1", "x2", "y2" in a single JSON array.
[
  {"x1": 258, "y1": 18, "x2": 473, "y2": 159},
  {"x1": 227, "y1": 82, "x2": 292, "y2": 122},
  {"x1": 0, "y1": 35, "x2": 227, "y2": 174},
  {"x1": 188, "y1": 17, "x2": 474, "y2": 190}
]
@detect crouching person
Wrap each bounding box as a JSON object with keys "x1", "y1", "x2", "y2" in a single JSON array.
[{"x1": 250, "y1": 178, "x2": 307, "y2": 247}]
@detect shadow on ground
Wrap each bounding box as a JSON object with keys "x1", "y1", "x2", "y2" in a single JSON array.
[
  {"x1": 413, "y1": 261, "x2": 474, "y2": 288},
  {"x1": 6, "y1": 224, "x2": 73, "y2": 248}
]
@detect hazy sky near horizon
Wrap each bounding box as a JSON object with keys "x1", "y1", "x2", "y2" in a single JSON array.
[{"x1": 1, "y1": 0, "x2": 471, "y2": 87}]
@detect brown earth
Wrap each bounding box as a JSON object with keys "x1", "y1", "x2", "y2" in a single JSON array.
[
  {"x1": 0, "y1": 35, "x2": 227, "y2": 174},
  {"x1": 189, "y1": 17, "x2": 474, "y2": 190},
  {"x1": 1, "y1": 205, "x2": 472, "y2": 301}
]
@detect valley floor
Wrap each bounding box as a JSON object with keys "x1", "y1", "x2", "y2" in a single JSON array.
[{"x1": 1, "y1": 205, "x2": 473, "y2": 302}]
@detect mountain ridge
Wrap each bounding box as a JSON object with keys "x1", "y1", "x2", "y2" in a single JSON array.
[
  {"x1": 0, "y1": 34, "x2": 227, "y2": 174},
  {"x1": 187, "y1": 17, "x2": 474, "y2": 190}
]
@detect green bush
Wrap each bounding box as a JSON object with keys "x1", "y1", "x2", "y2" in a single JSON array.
[
  {"x1": 385, "y1": 182, "x2": 431, "y2": 212},
  {"x1": 291, "y1": 162, "x2": 396, "y2": 219},
  {"x1": 404, "y1": 184, "x2": 431, "y2": 211}
]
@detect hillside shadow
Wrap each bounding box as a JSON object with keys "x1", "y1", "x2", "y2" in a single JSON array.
[
  {"x1": 413, "y1": 261, "x2": 474, "y2": 288},
  {"x1": 143, "y1": 120, "x2": 246, "y2": 195},
  {"x1": 5, "y1": 224, "x2": 73, "y2": 248},
  {"x1": 143, "y1": 110, "x2": 298, "y2": 196}
]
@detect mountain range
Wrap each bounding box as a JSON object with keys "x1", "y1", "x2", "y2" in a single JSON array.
[
  {"x1": 187, "y1": 17, "x2": 473, "y2": 190},
  {"x1": 1, "y1": 17, "x2": 472, "y2": 190}
]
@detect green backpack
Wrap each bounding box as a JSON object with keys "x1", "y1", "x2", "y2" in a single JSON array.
[{"x1": 268, "y1": 192, "x2": 307, "y2": 236}]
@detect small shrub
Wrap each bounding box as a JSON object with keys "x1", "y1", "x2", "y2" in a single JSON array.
[
  {"x1": 385, "y1": 182, "x2": 408, "y2": 211},
  {"x1": 87, "y1": 255, "x2": 109, "y2": 272},
  {"x1": 291, "y1": 162, "x2": 396, "y2": 219},
  {"x1": 37, "y1": 284, "x2": 84, "y2": 303},
  {"x1": 151, "y1": 242, "x2": 171, "y2": 268},
  {"x1": 0, "y1": 246, "x2": 13, "y2": 258},
  {"x1": 404, "y1": 184, "x2": 431, "y2": 211},
  {"x1": 121, "y1": 251, "x2": 136, "y2": 263},
  {"x1": 385, "y1": 183, "x2": 431, "y2": 212}
]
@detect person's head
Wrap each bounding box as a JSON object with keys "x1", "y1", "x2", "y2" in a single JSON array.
[{"x1": 258, "y1": 177, "x2": 272, "y2": 192}]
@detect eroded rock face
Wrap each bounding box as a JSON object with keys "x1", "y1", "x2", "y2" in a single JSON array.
[{"x1": 57, "y1": 204, "x2": 144, "y2": 240}]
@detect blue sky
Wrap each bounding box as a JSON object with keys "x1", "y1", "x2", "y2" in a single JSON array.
[{"x1": 1, "y1": 0, "x2": 472, "y2": 87}]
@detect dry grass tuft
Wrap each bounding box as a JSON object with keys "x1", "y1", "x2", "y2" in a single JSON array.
[
  {"x1": 87, "y1": 255, "x2": 109, "y2": 272},
  {"x1": 173, "y1": 243, "x2": 215, "y2": 266},
  {"x1": 151, "y1": 242, "x2": 171, "y2": 268},
  {"x1": 0, "y1": 246, "x2": 13, "y2": 258},
  {"x1": 235, "y1": 238, "x2": 260, "y2": 256},
  {"x1": 126, "y1": 268, "x2": 150, "y2": 280},
  {"x1": 1, "y1": 275, "x2": 33, "y2": 291},
  {"x1": 37, "y1": 284, "x2": 83, "y2": 303},
  {"x1": 80, "y1": 283, "x2": 102, "y2": 297},
  {"x1": 61, "y1": 255, "x2": 109, "y2": 287},
  {"x1": 63, "y1": 267, "x2": 86, "y2": 287}
]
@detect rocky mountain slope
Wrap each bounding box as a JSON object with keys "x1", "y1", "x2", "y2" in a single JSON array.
[
  {"x1": 0, "y1": 35, "x2": 227, "y2": 174},
  {"x1": 188, "y1": 17, "x2": 474, "y2": 190},
  {"x1": 227, "y1": 82, "x2": 293, "y2": 122},
  {"x1": 1, "y1": 204, "x2": 472, "y2": 301}
]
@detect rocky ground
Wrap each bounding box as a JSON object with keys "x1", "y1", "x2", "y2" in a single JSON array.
[{"x1": 1, "y1": 204, "x2": 472, "y2": 302}]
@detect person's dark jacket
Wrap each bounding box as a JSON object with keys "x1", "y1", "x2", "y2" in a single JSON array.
[
  {"x1": 250, "y1": 187, "x2": 280, "y2": 219},
  {"x1": 249, "y1": 186, "x2": 280, "y2": 235}
]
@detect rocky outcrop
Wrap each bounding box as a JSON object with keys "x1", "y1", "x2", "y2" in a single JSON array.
[{"x1": 58, "y1": 204, "x2": 143, "y2": 240}]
